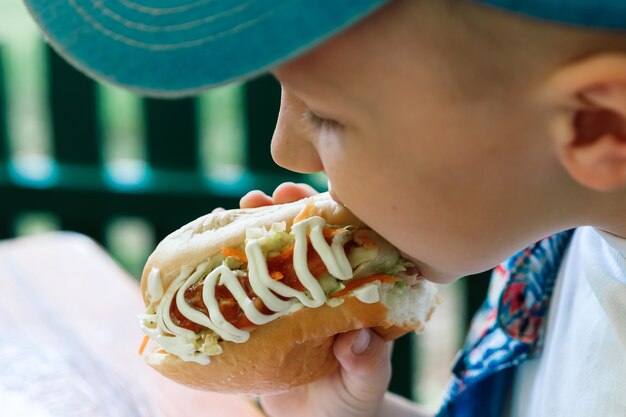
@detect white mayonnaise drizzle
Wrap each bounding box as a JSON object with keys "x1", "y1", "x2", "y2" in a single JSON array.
[
  {"x1": 352, "y1": 283, "x2": 380, "y2": 304},
  {"x1": 146, "y1": 267, "x2": 163, "y2": 306},
  {"x1": 140, "y1": 216, "x2": 361, "y2": 364}
]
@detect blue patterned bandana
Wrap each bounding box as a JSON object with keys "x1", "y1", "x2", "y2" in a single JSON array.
[{"x1": 437, "y1": 230, "x2": 575, "y2": 417}]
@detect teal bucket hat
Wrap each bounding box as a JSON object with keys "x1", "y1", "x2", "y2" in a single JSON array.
[{"x1": 24, "y1": 0, "x2": 626, "y2": 97}]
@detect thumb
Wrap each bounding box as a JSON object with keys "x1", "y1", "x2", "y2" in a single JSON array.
[{"x1": 333, "y1": 329, "x2": 392, "y2": 405}]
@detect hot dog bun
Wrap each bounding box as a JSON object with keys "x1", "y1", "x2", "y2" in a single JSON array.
[{"x1": 140, "y1": 193, "x2": 439, "y2": 394}]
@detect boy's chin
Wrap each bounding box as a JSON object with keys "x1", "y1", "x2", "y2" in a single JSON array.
[{"x1": 401, "y1": 256, "x2": 463, "y2": 284}]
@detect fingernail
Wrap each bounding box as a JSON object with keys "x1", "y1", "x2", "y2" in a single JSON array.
[{"x1": 351, "y1": 329, "x2": 371, "y2": 355}]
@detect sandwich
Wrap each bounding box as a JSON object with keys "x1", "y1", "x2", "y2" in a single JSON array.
[{"x1": 139, "y1": 192, "x2": 439, "y2": 394}]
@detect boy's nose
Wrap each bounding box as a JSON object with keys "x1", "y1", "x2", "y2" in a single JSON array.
[{"x1": 271, "y1": 88, "x2": 324, "y2": 174}]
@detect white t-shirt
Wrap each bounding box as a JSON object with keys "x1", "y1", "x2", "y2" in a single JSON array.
[{"x1": 508, "y1": 226, "x2": 626, "y2": 417}]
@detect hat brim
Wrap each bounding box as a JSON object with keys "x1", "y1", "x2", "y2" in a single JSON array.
[{"x1": 25, "y1": 0, "x2": 388, "y2": 97}]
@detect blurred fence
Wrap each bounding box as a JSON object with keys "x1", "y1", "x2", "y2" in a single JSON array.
[
  {"x1": 0, "y1": 46, "x2": 303, "y2": 247},
  {"x1": 0, "y1": 17, "x2": 490, "y2": 407}
]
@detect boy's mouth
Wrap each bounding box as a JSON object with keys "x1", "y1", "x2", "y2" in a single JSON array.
[
  {"x1": 326, "y1": 181, "x2": 423, "y2": 278},
  {"x1": 399, "y1": 250, "x2": 420, "y2": 269}
]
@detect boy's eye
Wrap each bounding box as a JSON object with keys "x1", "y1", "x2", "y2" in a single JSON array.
[{"x1": 303, "y1": 110, "x2": 342, "y2": 131}]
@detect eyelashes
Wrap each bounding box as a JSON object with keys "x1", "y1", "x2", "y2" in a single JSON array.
[{"x1": 302, "y1": 110, "x2": 342, "y2": 131}]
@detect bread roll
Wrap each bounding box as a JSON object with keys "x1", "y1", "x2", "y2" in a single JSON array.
[{"x1": 139, "y1": 193, "x2": 439, "y2": 394}]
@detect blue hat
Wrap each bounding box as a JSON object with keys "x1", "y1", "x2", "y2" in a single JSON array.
[{"x1": 24, "y1": 0, "x2": 626, "y2": 97}]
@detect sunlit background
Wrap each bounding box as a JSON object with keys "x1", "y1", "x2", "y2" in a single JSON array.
[{"x1": 0, "y1": 0, "x2": 484, "y2": 410}]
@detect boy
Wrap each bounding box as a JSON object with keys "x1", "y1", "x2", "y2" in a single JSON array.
[{"x1": 26, "y1": 0, "x2": 626, "y2": 416}]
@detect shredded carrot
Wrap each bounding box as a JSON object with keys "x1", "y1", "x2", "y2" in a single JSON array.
[
  {"x1": 155, "y1": 349, "x2": 168, "y2": 354},
  {"x1": 271, "y1": 271, "x2": 284, "y2": 280},
  {"x1": 138, "y1": 335, "x2": 150, "y2": 356},
  {"x1": 269, "y1": 244, "x2": 294, "y2": 262},
  {"x1": 330, "y1": 275, "x2": 399, "y2": 299},
  {"x1": 221, "y1": 248, "x2": 248, "y2": 262},
  {"x1": 323, "y1": 227, "x2": 346, "y2": 240},
  {"x1": 293, "y1": 203, "x2": 317, "y2": 224}
]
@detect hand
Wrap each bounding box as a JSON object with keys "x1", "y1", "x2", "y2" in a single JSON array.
[
  {"x1": 239, "y1": 182, "x2": 320, "y2": 208},
  {"x1": 261, "y1": 329, "x2": 392, "y2": 417},
  {"x1": 240, "y1": 182, "x2": 393, "y2": 417}
]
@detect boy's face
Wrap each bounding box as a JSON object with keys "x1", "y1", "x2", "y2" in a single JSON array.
[{"x1": 271, "y1": 0, "x2": 566, "y2": 283}]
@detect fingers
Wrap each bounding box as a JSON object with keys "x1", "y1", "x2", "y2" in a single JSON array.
[
  {"x1": 272, "y1": 182, "x2": 318, "y2": 205},
  {"x1": 259, "y1": 330, "x2": 392, "y2": 417},
  {"x1": 240, "y1": 183, "x2": 319, "y2": 208},
  {"x1": 239, "y1": 190, "x2": 274, "y2": 209},
  {"x1": 334, "y1": 329, "x2": 393, "y2": 403}
]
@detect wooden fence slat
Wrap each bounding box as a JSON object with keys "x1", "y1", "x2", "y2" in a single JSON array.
[
  {"x1": 59, "y1": 217, "x2": 106, "y2": 245},
  {"x1": 0, "y1": 216, "x2": 11, "y2": 239},
  {"x1": 0, "y1": 46, "x2": 12, "y2": 238},
  {"x1": 143, "y1": 97, "x2": 198, "y2": 171},
  {"x1": 243, "y1": 75, "x2": 288, "y2": 175},
  {"x1": 464, "y1": 271, "x2": 492, "y2": 328},
  {"x1": 389, "y1": 333, "x2": 416, "y2": 400},
  {"x1": 46, "y1": 46, "x2": 101, "y2": 166},
  {"x1": 0, "y1": 46, "x2": 8, "y2": 164}
]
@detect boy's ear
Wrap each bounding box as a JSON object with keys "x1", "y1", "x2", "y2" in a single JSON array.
[{"x1": 547, "y1": 54, "x2": 626, "y2": 191}]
